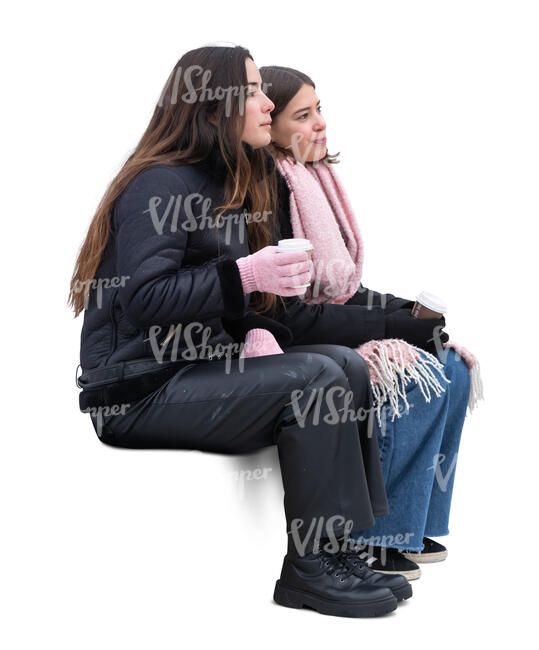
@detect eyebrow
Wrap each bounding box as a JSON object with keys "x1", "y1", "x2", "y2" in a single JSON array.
[{"x1": 292, "y1": 100, "x2": 320, "y2": 116}]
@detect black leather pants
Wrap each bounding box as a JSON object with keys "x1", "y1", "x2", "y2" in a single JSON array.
[{"x1": 88, "y1": 344, "x2": 389, "y2": 551}]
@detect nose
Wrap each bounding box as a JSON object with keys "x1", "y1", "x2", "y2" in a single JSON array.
[
  {"x1": 313, "y1": 114, "x2": 326, "y2": 131},
  {"x1": 261, "y1": 93, "x2": 275, "y2": 114}
]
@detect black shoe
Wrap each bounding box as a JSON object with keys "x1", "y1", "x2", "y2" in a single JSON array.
[
  {"x1": 355, "y1": 545, "x2": 421, "y2": 580},
  {"x1": 340, "y1": 548, "x2": 413, "y2": 601},
  {"x1": 273, "y1": 548, "x2": 398, "y2": 618},
  {"x1": 401, "y1": 537, "x2": 448, "y2": 564}
]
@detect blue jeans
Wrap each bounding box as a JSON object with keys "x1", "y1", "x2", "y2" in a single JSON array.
[{"x1": 352, "y1": 348, "x2": 471, "y2": 552}]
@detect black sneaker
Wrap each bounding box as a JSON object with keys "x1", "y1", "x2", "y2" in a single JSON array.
[
  {"x1": 273, "y1": 548, "x2": 398, "y2": 618},
  {"x1": 401, "y1": 537, "x2": 448, "y2": 564},
  {"x1": 340, "y1": 548, "x2": 413, "y2": 601},
  {"x1": 355, "y1": 545, "x2": 422, "y2": 580}
]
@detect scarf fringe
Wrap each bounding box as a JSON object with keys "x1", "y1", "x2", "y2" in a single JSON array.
[
  {"x1": 467, "y1": 360, "x2": 484, "y2": 413},
  {"x1": 361, "y1": 341, "x2": 451, "y2": 428},
  {"x1": 442, "y1": 341, "x2": 485, "y2": 414},
  {"x1": 364, "y1": 341, "x2": 484, "y2": 425}
]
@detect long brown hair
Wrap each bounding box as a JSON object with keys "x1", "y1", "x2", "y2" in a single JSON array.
[
  {"x1": 259, "y1": 65, "x2": 340, "y2": 164},
  {"x1": 68, "y1": 45, "x2": 278, "y2": 318}
]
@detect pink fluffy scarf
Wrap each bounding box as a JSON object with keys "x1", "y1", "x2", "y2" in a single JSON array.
[{"x1": 276, "y1": 156, "x2": 483, "y2": 424}]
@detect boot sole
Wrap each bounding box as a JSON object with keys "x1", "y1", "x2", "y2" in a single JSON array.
[
  {"x1": 273, "y1": 580, "x2": 398, "y2": 618},
  {"x1": 401, "y1": 550, "x2": 448, "y2": 564},
  {"x1": 392, "y1": 582, "x2": 413, "y2": 601},
  {"x1": 372, "y1": 567, "x2": 422, "y2": 581}
]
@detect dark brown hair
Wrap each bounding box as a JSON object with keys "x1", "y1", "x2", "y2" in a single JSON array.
[
  {"x1": 68, "y1": 45, "x2": 278, "y2": 317},
  {"x1": 259, "y1": 65, "x2": 340, "y2": 164}
]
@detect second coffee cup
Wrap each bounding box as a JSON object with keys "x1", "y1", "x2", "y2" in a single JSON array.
[{"x1": 411, "y1": 291, "x2": 447, "y2": 319}]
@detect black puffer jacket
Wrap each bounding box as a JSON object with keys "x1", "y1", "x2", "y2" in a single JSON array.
[{"x1": 77, "y1": 146, "x2": 292, "y2": 408}]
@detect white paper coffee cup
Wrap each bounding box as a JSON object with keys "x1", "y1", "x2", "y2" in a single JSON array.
[
  {"x1": 412, "y1": 291, "x2": 447, "y2": 319},
  {"x1": 276, "y1": 238, "x2": 313, "y2": 289},
  {"x1": 276, "y1": 238, "x2": 313, "y2": 255}
]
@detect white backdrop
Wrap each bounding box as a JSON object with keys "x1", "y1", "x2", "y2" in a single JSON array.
[{"x1": 2, "y1": 1, "x2": 538, "y2": 648}]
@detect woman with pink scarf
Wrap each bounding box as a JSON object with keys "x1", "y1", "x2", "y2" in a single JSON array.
[{"x1": 240, "y1": 65, "x2": 483, "y2": 580}]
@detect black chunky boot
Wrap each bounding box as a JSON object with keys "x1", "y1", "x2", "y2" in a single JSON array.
[
  {"x1": 273, "y1": 545, "x2": 398, "y2": 618},
  {"x1": 339, "y1": 547, "x2": 413, "y2": 601}
]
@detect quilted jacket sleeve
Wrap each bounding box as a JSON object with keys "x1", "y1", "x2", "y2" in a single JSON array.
[
  {"x1": 113, "y1": 166, "x2": 246, "y2": 329},
  {"x1": 266, "y1": 297, "x2": 387, "y2": 347},
  {"x1": 345, "y1": 283, "x2": 415, "y2": 314}
]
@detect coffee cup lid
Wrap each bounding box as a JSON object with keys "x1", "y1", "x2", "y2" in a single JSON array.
[
  {"x1": 277, "y1": 238, "x2": 313, "y2": 251},
  {"x1": 415, "y1": 291, "x2": 447, "y2": 314}
]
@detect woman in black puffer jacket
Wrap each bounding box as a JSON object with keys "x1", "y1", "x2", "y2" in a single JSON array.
[{"x1": 68, "y1": 45, "x2": 411, "y2": 617}]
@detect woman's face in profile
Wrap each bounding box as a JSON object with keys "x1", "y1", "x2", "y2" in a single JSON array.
[
  {"x1": 270, "y1": 83, "x2": 327, "y2": 162},
  {"x1": 241, "y1": 58, "x2": 275, "y2": 149}
]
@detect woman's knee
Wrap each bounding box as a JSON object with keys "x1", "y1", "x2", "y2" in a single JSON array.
[
  {"x1": 292, "y1": 350, "x2": 372, "y2": 420},
  {"x1": 442, "y1": 348, "x2": 471, "y2": 389},
  {"x1": 289, "y1": 351, "x2": 352, "y2": 390},
  {"x1": 302, "y1": 344, "x2": 371, "y2": 387},
  {"x1": 344, "y1": 348, "x2": 371, "y2": 384},
  {"x1": 324, "y1": 346, "x2": 372, "y2": 403}
]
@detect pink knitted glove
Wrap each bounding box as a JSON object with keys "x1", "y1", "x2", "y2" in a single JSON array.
[
  {"x1": 240, "y1": 328, "x2": 284, "y2": 359},
  {"x1": 236, "y1": 246, "x2": 313, "y2": 296}
]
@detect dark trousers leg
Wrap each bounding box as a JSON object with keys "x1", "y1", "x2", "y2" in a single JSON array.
[
  {"x1": 283, "y1": 344, "x2": 389, "y2": 519},
  {"x1": 91, "y1": 348, "x2": 382, "y2": 552}
]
